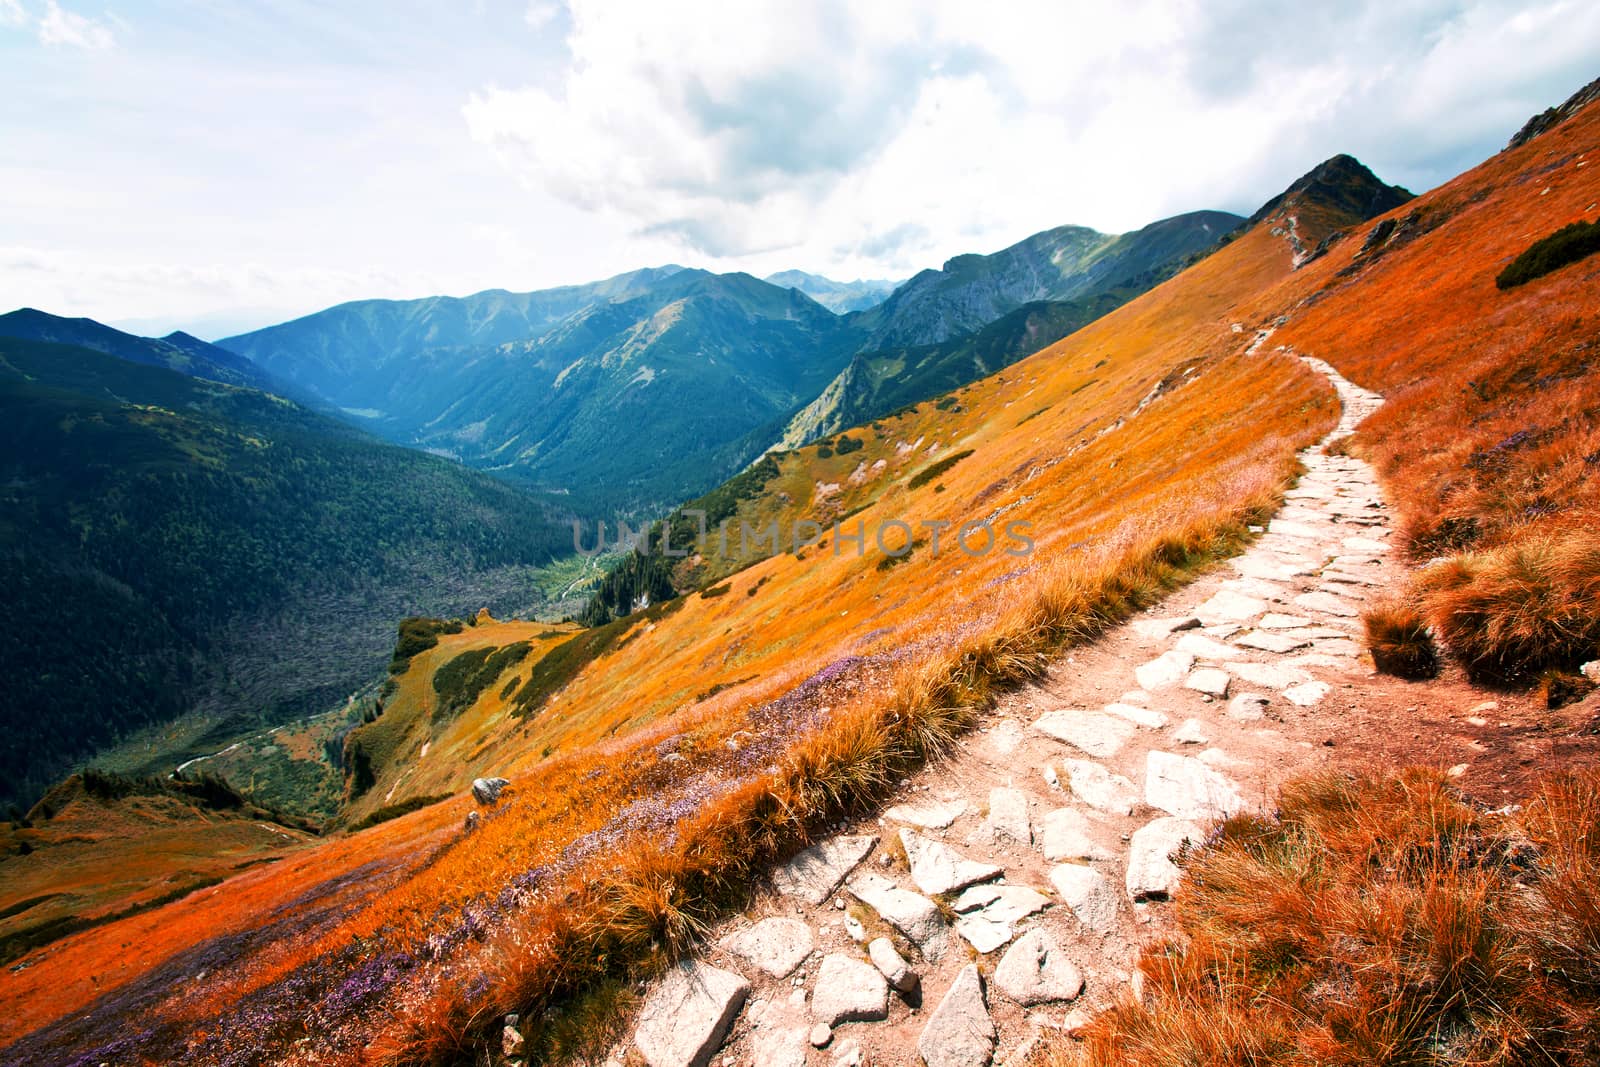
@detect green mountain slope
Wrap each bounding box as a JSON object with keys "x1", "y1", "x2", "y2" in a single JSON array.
[
  {"x1": 0, "y1": 335, "x2": 574, "y2": 809},
  {"x1": 227, "y1": 269, "x2": 861, "y2": 516},
  {"x1": 845, "y1": 209, "x2": 1244, "y2": 351},
  {"x1": 0, "y1": 308, "x2": 281, "y2": 392}
]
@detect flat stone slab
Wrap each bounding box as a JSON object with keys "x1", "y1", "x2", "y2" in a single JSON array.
[
  {"x1": 981, "y1": 719, "x2": 1026, "y2": 761},
  {"x1": 1049, "y1": 862, "x2": 1119, "y2": 931},
  {"x1": 1126, "y1": 817, "x2": 1205, "y2": 902},
  {"x1": 1173, "y1": 718, "x2": 1210, "y2": 745},
  {"x1": 1293, "y1": 591, "x2": 1361, "y2": 617},
  {"x1": 1132, "y1": 616, "x2": 1201, "y2": 639},
  {"x1": 1175, "y1": 633, "x2": 1247, "y2": 661},
  {"x1": 1196, "y1": 589, "x2": 1268, "y2": 624},
  {"x1": 884, "y1": 800, "x2": 966, "y2": 829},
  {"x1": 1235, "y1": 631, "x2": 1311, "y2": 654},
  {"x1": 748, "y1": 989, "x2": 810, "y2": 1067},
  {"x1": 1229, "y1": 660, "x2": 1313, "y2": 690},
  {"x1": 955, "y1": 914, "x2": 1012, "y2": 954},
  {"x1": 720, "y1": 917, "x2": 813, "y2": 979},
  {"x1": 846, "y1": 871, "x2": 946, "y2": 956},
  {"x1": 1267, "y1": 518, "x2": 1323, "y2": 540},
  {"x1": 811, "y1": 953, "x2": 887, "y2": 1026},
  {"x1": 1342, "y1": 536, "x2": 1391, "y2": 553},
  {"x1": 635, "y1": 960, "x2": 751, "y2": 1067},
  {"x1": 919, "y1": 964, "x2": 997, "y2": 1067},
  {"x1": 1064, "y1": 759, "x2": 1141, "y2": 815},
  {"x1": 1134, "y1": 649, "x2": 1195, "y2": 691},
  {"x1": 955, "y1": 884, "x2": 1050, "y2": 925},
  {"x1": 1284, "y1": 681, "x2": 1333, "y2": 707},
  {"x1": 1040, "y1": 806, "x2": 1116, "y2": 861},
  {"x1": 1145, "y1": 751, "x2": 1247, "y2": 820},
  {"x1": 1257, "y1": 613, "x2": 1312, "y2": 629},
  {"x1": 902, "y1": 829, "x2": 1003, "y2": 896},
  {"x1": 1226, "y1": 693, "x2": 1270, "y2": 721},
  {"x1": 994, "y1": 929, "x2": 1084, "y2": 1007},
  {"x1": 1104, "y1": 702, "x2": 1169, "y2": 728},
  {"x1": 1033, "y1": 708, "x2": 1135, "y2": 757},
  {"x1": 986, "y1": 786, "x2": 1031, "y2": 843},
  {"x1": 1184, "y1": 668, "x2": 1231, "y2": 697},
  {"x1": 773, "y1": 836, "x2": 876, "y2": 904}
]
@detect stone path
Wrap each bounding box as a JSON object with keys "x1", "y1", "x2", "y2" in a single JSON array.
[{"x1": 614, "y1": 355, "x2": 1392, "y2": 1067}]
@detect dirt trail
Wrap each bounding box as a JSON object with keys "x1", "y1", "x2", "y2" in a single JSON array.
[{"x1": 605, "y1": 356, "x2": 1546, "y2": 1067}]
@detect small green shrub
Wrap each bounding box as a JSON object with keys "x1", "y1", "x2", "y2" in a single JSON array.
[
  {"x1": 1497, "y1": 218, "x2": 1600, "y2": 289},
  {"x1": 908, "y1": 449, "x2": 974, "y2": 491},
  {"x1": 433, "y1": 642, "x2": 532, "y2": 722}
]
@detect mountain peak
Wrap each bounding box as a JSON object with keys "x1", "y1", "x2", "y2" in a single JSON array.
[
  {"x1": 1506, "y1": 74, "x2": 1600, "y2": 151},
  {"x1": 1248, "y1": 154, "x2": 1414, "y2": 230}
]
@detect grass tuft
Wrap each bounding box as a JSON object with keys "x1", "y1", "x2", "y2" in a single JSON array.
[{"x1": 1363, "y1": 597, "x2": 1441, "y2": 679}]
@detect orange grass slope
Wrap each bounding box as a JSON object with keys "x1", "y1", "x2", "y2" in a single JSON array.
[
  {"x1": 0, "y1": 173, "x2": 1370, "y2": 1062},
  {"x1": 1266, "y1": 82, "x2": 1600, "y2": 682}
]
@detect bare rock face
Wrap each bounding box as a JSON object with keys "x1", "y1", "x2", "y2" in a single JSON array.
[
  {"x1": 720, "y1": 917, "x2": 814, "y2": 979},
  {"x1": 634, "y1": 960, "x2": 750, "y2": 1067},
  {"x1": 772, "y1": 835, "x2": 876, "y2": 905},
  {"x1": 810, "y1": 953, "x2": 888, "y2": 1026},
  {"x1": 471, "y1": 776, "x2": 510, "y2": 805},
  {"x1": 993, "y1": 929, "x2": 1084, "y2": 1006},
  {"x1": 918, "y1": 964, "x2": 997, "y2": 1067}
]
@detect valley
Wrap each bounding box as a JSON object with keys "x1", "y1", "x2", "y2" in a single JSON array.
[{"x1": 2, "y1": 57, "x2": 1599, "y2": 1067}]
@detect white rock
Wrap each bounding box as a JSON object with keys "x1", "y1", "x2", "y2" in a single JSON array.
[
  {"x1": 1040, "y1": 806, "x2": 1115, "y2": 861},
  {"x1": 1257, "y1": 613, "x2": 1312, "y2": 629},
  {"x1": 1132, "y1": 616, "x2": 1201, "y2": 639},
  {"x1": 961, "y1": 884, "x2": 1051, "y2": 925},
  {"x1": 772, "y1": 836, "x2": 877, "y2": 905},
  {"x1": 1226, "y1": 692, "x2": 1269, "y2": 721},
  {"x1": 811, "y1": 954, "x2": 887, "y2": 1026},
  {"x1": 1064, "y1": 759, "x2": 1141, "y2": 815},
  {"x1": 1184, "y1": 668, "x2": 1231, "y2": 698},
  {"x1": 635, "y1": 961, "x2": 751, "y2": 1067},
  {"x1": 1145, "y1": 751, "x2": 1246, "y2": 820},
  {"x1": 1103, "y1": 702, "x2": 1169, "y2": 728},
  {"x1": 987, "y1": 787, "x2": 1031, "y2": 844},
  {"x1": 1343, "y1": 536, "x2": 1390, "y2": 553},
  {"x1": 901, "y1": 829, "x2": 1003, "y2": 895},
  {"x1": 471, "y1": 776, "x2": 510, "y2": 805},
  {"x1": 1235, "y1": 631, "x2": 1310, "y2": 654},
  {"x1": 983, "y1": 719, "x2": 1026, "y2": 761},
  {"x1": 1283, "y1": 681, "x2": 1333, "y2": 707},
  {"x1": 846, "y1": 872, "x2": 946, "y2": 956},
  {"x1": 1228, "y1": 660, "x2": 1313, "y2": 691},
  {"x1": 994, "y1": 929, "x2": 1084, "y2": 1006},
  {"x1": 919, "y1": 964, "x2": 997, "y2": 1067},
  {"x1": 1175, "y1": 633, "x2": 1247, "y2": 661},
  {"x1": 1196, "y1": 589, "x2": 1267, "y2": 624},
  {"x1": 1049, "y1": 862, "x2": 1119, "y2": 932},
  {"x1": 720, "y1": 917, "x2": 814, "y2": 979},
  {"x1": 1292, "y1": 590, "x2": 1360, "y2": 617},
  {"x1": 1268, "y1": 518, "x2": 1323, "y2": 540},
  {"x1": 884, "y1": 800, "x2": 967, "y2": 829},
  {"x1": 809, "y1": 1023, "x2": 832, "y2": 1049},
  {"x1": 1173, "y1": 718, "x2": 1210, "y2": 745},
  {"x1": 868, "y1": 936, "x2": 918, "y2": 992},
  {"x1": 843, "y1": 914, "x2": 866, "y2": 942},
  {"x1": 831, "y1": 1038, "x2": 863, "y2": 1067},
  {"x1": 1033, "y1": 709, "x2": 1135, "y2": 757},
  {"x1": 1134, "y1": 649, "x2": 1196, "y2": 691},
  {"x1": 956, "y1": 914, "x2": 1013, "y2": 954},
  {"x1": 1126, "y1": 817, "x2": 1205, "y2": 901},
  {"x1": 1041, "y1": 764, "x2": 1061, "y2": 790},
  {"x1": 750, "y1": 992, "x2": 810, "y2": 1067},
  {"x1": 1583, "y1": 661, "x2": 1600, "y2": 684}
]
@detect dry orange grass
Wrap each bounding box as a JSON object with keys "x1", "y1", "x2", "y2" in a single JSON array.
[
  {"x1": 1275, "y1": 97, "x2": 1600, "y2": 681},
  {"x1": 1055, "y1": 767, "x2": 1600, "y2": 1067},
  {"x1": 1362, "y1": 596, "x2": 1441, "y2": 679}
]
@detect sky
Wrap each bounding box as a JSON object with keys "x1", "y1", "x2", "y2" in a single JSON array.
[{"x1": 2, "y1": 1, "x2": 1598, "y2": 339}]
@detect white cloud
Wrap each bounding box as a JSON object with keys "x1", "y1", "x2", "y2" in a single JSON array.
[
  {"x1": 0, "y1": 0, "x2": 28, "y2": 28},
  {"x1": 37, "y1": 0, "x2": 114, "y2": 49},
  {"x1": 463, "y1": 0, "x2": 1600, "y2": 279},
  {"x1": 523, "y1": 1, "x2": 562, "y2": 31}
]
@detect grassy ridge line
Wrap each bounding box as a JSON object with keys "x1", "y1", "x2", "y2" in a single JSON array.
[
  {"x1": 368, "y1": 485, "x2": 1290, "y2": 1064},
  {"x1": 1059, "y1": 767, "x2": 1600, "y2": 1066}
]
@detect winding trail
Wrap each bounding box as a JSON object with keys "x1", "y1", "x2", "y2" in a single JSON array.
[{"x1": 619, "y1": 355, "x2": 1393, "y2": 1067}]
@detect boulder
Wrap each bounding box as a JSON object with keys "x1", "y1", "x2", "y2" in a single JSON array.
[
  {"x1": 720, "y1": 917, "x2": 814, "y2": 979},
  {"x1": 1126, "y1": 817, "x2": 1205, "y2": 901},
  {"x1": 810, "y1": 953, "x2": 888, "y2": 1026},
  {"x1": 772, "y1": 835, "x2": 876, "y2": 905},
  {"x1": 918, "y1": 964, "x2": 997, "y2": 1067},
  {"x1": 634, "y1": 960, "x2": 750, "y2": 1067},
  {"x1": 993, "y1": 929, "x2": 1084, "y2": 1006},
  {"x1": 471, "y1": 777, "x2": 510, "y2": 805},
  {"x1": 901, "y1": 829, "x2": 1002, "y2": 895},
  {"x1": 867, "y1": 936, "x2": 918, "y2": 992}
]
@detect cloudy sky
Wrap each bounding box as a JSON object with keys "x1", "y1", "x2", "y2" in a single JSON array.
[{"x1": 3, "y1": 0, "x2": 1598, "y2": 337}]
